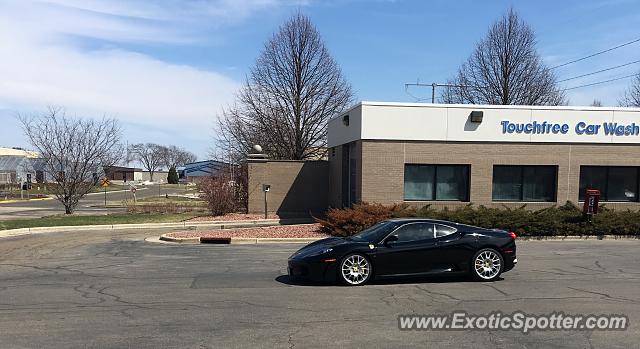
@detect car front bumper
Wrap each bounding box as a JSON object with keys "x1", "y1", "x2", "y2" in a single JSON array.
[{"x1": 288, "y1": 258, "x2": 338, "y2": 283}]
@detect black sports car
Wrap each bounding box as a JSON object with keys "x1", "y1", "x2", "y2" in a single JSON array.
[{"x1": 288, "y1": 218, "x2": 517, "y2": 285}]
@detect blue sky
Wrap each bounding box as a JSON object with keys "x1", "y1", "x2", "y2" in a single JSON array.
[{"x1": 1, "y1": 0, "x2": 639, "y2": 159}]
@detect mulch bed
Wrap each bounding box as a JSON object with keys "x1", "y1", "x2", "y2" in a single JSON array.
[
  {"x1": 187, "y1": 213, "x2": 281, "y2": 222},
  {"x1": 166, "y1": 224, "x2": 330, "y2": 239}
]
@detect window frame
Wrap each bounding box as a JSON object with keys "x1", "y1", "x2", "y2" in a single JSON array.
[
  {"x1": 403, "y1": 164, "x2": 470, "y2": 202},
  {"x1": 579, "y1": 166, "x2": 640, "y2": 202},
  {"x1": 492, "y1": 165, "x2": 558, "y2": 202},
  {"x1": 434, "y1": 224, "x2": 458, "y2": 238}
]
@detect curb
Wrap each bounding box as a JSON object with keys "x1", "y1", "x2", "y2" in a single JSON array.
[
  {"x1": 84, "y1": 188, "x2": 149, "y2": 196},
  {"x1": 518, "y1": 235, "x2": 640, "y2": 241},
  {"x1": 0, "y1": 218, "x2": 315, "y2": 239},
  {"x1": 156, "y1": 234, "x2": 640, "y2": 245},
  {"x1": 158, "y1": 233, "x2": 323, "y2": 244},
  {"x1": 159, "y1": 234, "x2": 200, "y2": 243},
  {"x1": 0, "y1": 197, "x2": 53, "y2": 204}
]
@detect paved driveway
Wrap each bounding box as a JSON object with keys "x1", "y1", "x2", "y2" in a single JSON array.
[
  {"x1": 0, "y1": 230, "x2": 638, "y2": 348},
  {"x1": 0, "y1": 186, "x2": 186, "y2": 219}
]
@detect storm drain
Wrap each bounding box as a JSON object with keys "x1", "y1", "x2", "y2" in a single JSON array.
[{"x1": 199, "y1": 237, "x2": 231, "y2": 244}]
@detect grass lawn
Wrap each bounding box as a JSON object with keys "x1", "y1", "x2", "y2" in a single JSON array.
[
  {"x1": 135, "y1": 195, "x2": 202, "y2": 203},
  {"x1": 96, "y1": 195, "x2": 206, "y2": 208},
  {"x1": 7, "y1": 184, "x2": 130, "y2": 195},
  {"x1": 0, "y1": 212, "x2": 203, "y2": 230}
]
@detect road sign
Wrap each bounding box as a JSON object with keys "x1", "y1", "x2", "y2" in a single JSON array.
[{"x1": 100, "y1": 178, "x2": 110, "y2": 187}]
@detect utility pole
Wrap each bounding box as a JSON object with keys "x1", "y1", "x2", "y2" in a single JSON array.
[
  {"x1": 404, "y1": 81, "x2": 485, "y2": 103},
  {"x1": 432, "y1": 83, "x2": 436, "y2": 103}
]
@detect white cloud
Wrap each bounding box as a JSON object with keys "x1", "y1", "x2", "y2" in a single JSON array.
[
  {"x1": 0, "y1": 0, "x2": 309, "y2": 156},
  {"x1": 0, "y1": 30, "x2": 240, "y2": 128}
]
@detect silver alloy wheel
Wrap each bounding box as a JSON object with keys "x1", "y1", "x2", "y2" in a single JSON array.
[
  {"x1": 340, "y1": 254, "x2": 371, "y2": 285},
  {"x1": 474, "y1": 250, "x2": 502, "y2": 280}
]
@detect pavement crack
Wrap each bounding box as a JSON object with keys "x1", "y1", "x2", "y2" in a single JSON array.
[
  {"x1": 482, "y1": 283, "x2": 509, "y2": 296},
  {"x1": 594, "y1": 260, "x2": 605, "y2": 271},
  {"x1": 286, "y1": 326, "x2": 304, "y2": 349},
  {"x1": 414, "y1": 285, "x2": 461, "y2": 301},
  {"x1": 566, "y1": 286, "x2": 639, "y2": 304},
  {"x1": 573, "y1": 265, "x2": 606, "y2": 274}
]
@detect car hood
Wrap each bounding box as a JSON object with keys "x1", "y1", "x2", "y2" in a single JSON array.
[{"x1": 289, "y1": 237, "x2": 349, "y2": 259}]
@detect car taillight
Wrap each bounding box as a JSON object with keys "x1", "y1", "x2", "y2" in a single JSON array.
[{"x1": 509, "y1": 232, "x2": 517, "y2": 240}]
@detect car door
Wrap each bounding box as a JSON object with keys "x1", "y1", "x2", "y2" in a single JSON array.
[
  {"x1": 374, "y1": 222, "x2": 438, "y2": 276},
  {"x1": 432, "y1": 224, "x2": 474, "y2": 271}
]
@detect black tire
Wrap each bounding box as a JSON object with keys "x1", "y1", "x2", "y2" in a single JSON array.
[
  {"x1": 470, "y1": 248, "x2": 504, "y2": 281},
  {"x1": 338, "y1": 253, "x2": 372, "y2": 286}
]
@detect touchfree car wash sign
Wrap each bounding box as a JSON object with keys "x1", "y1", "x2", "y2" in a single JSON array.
[{"x1": 501, "y1": 121, "x2": 640, "y2": 136}]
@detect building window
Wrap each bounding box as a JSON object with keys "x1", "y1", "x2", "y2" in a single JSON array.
[
  {"x1": 492, "y1": 165, "x2": 557, "y2": 202},
  {"x1": 579, "y1": 166, "x2": 639, "y2": 202},
  {"x1": 404, "y1": 165, "x2": 469, "y2": 201}
]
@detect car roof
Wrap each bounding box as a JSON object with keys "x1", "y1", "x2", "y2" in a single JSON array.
[
  {"x1": 387, "y1": 217, "x2": 455, "y2": 225},
  {"x1": 387, "y1": 217, "x2": 485, "y2": 229}
]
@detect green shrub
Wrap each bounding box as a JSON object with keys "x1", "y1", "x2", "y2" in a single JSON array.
[
  {"x1": 167, "y1": 167, "x2": 179, "y2": 184},
  {"x1": 316, "y1": 202, "x2": 640, "y2": 237}
]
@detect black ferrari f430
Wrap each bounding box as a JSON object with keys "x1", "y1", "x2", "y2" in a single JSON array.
[{"x1": 288, "y1": 218, "x2": 517, "y2": 285}]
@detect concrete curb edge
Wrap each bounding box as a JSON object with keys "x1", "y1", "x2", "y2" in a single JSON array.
[
  {"x1": 0, "y1": 218, "x2": 316, "y2": 239},
  {"x1": 157, "y1": 233, "x2": 324, "y2": 244},
  {"x1": 156, "y1": 234, "x2": 640, "y2": 244}
]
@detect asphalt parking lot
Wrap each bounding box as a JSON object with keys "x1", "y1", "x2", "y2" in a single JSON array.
[{"x1": 0, "y1": 230, "x2": 639, "y2": 348}]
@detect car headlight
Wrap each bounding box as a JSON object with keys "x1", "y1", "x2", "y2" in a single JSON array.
[
  {"x1": 290, "y1": 247, "x2": 333, "y2": 259},
  {"x1": 311, "y1": 247, "x2": 333, "y2": 256}
]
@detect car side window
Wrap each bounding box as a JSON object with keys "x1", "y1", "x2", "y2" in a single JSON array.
[
  {"x1": 434, "y1": 224, "x2": 457, "y2": 238},
  {"x1": 392, "y1": 223, "x2": 435, "y2": 242}
]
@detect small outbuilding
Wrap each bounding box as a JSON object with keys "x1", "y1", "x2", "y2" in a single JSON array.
[{"x1": 103, "y1": 166, "x2": 142, "y2": 183}]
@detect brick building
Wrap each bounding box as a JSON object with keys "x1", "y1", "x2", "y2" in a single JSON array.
[
  {"x1": 247, "y1": 102, "x2": 640, "y2": 215},
  {"x1": 326, "y1": 102, "x2": 640, "y2": 210}
]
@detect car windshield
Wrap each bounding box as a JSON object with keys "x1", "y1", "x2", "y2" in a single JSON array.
[{"x1": 348, "y1": 221, "x2": 398, "y2": 243}]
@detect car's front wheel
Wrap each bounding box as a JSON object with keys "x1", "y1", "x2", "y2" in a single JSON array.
[
  {"x1": 471, "y1": 248, "x2": 503, "y2": 281},
  {"x1": 339, "y1": 253, "x2": 372, "y2": 286}
]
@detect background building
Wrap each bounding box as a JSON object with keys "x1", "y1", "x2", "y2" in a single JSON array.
[
  {"x1": 0, "y1": 147, "x2": 46, "y2": 184},
  {"x1": 327, "y1": 102, "x2": 640, "y2": 210},
  {"x1": 247, "y1": 102, "x2": 640, "y2": 215},
  {"x1": 178, "y1": 160, "x2": 227, "y2": 182},
  {"x1": 103, "y1": 166, "x2": 142, "y2": 183}
]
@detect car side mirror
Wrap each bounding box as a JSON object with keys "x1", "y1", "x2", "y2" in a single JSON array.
[{"x1": 384, "y1": 235, "x2": 398, "y2": 246}]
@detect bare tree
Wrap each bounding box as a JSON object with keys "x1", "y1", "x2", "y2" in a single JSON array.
[
  {"x1": 442, "y1": 9, "x2": 565, "y2": 106},
  {"x1": 620, "y1": 71, "x2": 640, "y2": 107},
  {"x1": 19, "y1": 107, "x2": 122, "y2": 214},
  {"x1": 161, "y1": 145, "x2": 197, "y2": 170},
  {"x1": 217, "y1": 13, "x2": 354, "y2": 160},
  {"x1": 129, "y1": 143, "x2": 164, "y2": 182},
  {"x1": 590, "y1": 99, "x2": 603, "y2": 107}
]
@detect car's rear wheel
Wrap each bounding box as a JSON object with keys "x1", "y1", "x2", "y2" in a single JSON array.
[
  {"x1": 339, "y1": 253, "x2": 372, "y2": 286},
  {"x1": 471, "y1": 248, "x2": 503, "y2": 281}
]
